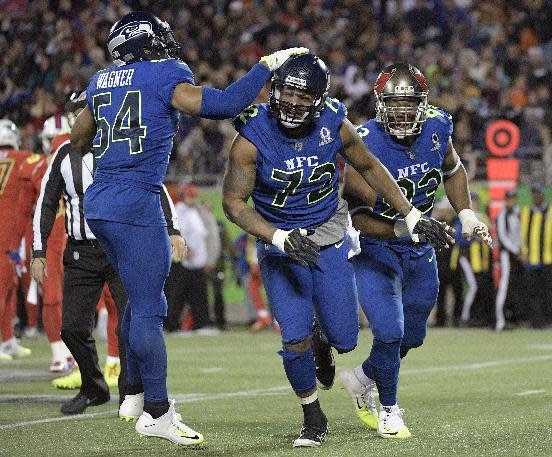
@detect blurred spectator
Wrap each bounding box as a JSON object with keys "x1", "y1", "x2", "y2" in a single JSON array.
[
  {"x1": 495, "y1": 189, "x2": 525, "y2": 331},
  {"x1": 457, "y1": 193, "x2": 494, "y2": 327},
  {"x1": 520, "y1": 184, "x2": 552, "y2": 328},
  {"x1": 0, "y1": 1, "x2": 550, "y2": 180},
  {"x1": 232, "y1": 233, "x2": 273, "y2": 332},
  {"x1": 164, "y1": 185, "x2": 213, "y2": 333},
  {"x1": 198, "y1": 200, "x2": 226, "y2": 330},
  {"x1": 432, "y1": 197, "x2": 463, "y2": 327}
]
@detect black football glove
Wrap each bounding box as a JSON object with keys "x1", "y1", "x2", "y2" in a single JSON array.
[
  {"x1": 412, "y1": 217, "x2": 452, "y2": 251},
  {"x1": 272, "y1": 228, "x2": 320, "y2": 268}
]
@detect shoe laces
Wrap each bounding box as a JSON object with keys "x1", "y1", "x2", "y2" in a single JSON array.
[
  {"x1": 361, "y1": 387, "x2": 377, "y2": 411},
  {"x1": 382, "y1": 406, "x2": 406, "y2": 429},
  {"x1": 167, "y1": 400, "x2": 188, "y2": 431}
]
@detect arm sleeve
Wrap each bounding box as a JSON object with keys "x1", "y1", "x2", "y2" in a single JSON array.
[
  {"x1": 160, "y1": 185, "x2": 181, "y2": 236},
  {"x1": 200, "y1": 63, "x2": 270, "y2": 119},
  {"x1": 32, "y1": 149, "x2": 66, "y2": 257}
]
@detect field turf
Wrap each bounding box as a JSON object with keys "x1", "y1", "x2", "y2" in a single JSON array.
[{"x1": 1, "y1": 328, "x2": 551, "y2": 456}]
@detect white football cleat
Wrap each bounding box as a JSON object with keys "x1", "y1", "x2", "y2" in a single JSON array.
[
  {"x1": 1, "y1": 339, "x2": 31, "y2": 359},
  {"x1": 378, "y1": 405, "x2": 412, "y2": 439},
  {"x1": 119, "y1": 392, "x2": 144, "y2": 422},
  {"x1": 135, "y1": 399, "x2": 204, "y2": 446},
  {"x1": 339, "y1": 368, "x2": 378, "y2": 430}
]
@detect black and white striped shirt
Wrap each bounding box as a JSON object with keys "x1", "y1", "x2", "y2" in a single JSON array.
[{"x1": 32, "y1": 140, "x2": 180, "y2": 257}]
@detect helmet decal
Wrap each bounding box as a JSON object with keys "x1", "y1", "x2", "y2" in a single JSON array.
[{"x1": 374, "y1": 69, "x2": 396, "y2": 95}]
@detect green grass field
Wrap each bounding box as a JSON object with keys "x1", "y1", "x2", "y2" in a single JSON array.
[{"x1": 1, "y1": 328, "x2": 551, "y2": 457}]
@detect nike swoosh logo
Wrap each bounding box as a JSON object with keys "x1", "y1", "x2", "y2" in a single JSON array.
[
  {"x1": 177, "y1": 433, "x2": 201, "y2": 440},
  {"x1": 356, "y1": 398, "x2": 363, "y2": 410},
  {"x1": 144, "y1": 424, "x2": 156, "y2": 428},
  {"x1": 335, "y1": 240, "x2": 345, "y2": 249},
  {"x1": 428, "y1": 254, "x2": 434, "y2": 262}
]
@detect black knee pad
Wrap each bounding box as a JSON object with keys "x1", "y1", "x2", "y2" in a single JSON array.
[{"x1": 283, "y1": 335, "x2": 313, "y2": 354}]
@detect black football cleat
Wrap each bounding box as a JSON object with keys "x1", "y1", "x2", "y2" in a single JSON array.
[
  {"x1": 293, "y1": 416, "x2": 328, "y2": 448},
  {"x1": 312, "y1": 320, "x2": 335, "y2": 390},
  {"x1": 60, "y1": 391, "x2": 110, "y2": 415}
]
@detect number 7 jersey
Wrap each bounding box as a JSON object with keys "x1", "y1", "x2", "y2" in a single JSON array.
[
  {"x1": 85, "y1": 58, "x2": 194, "y2": 189},
  {"x1": 233, "y1": 99, "x2": 347, "y2": 230}
]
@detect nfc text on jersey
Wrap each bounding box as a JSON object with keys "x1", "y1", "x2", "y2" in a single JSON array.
[
  {"x1": 285, "y1": 156, "x2": 320, "y2": 171},
  {"x1": 397, "y1": 161, "x2": 430, "y2": 178}
]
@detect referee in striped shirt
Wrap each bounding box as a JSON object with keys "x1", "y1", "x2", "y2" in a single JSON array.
[{"x1": 30, "y1": 91, "x2": 187, "y2": 414}]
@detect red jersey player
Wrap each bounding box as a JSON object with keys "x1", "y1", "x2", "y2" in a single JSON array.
[
  {"x1": 20, "y1": 114, "x2": 72, "y2": 371},
  {"x1": 0, "y1": 120, "x2": 33, "y2": 360}
]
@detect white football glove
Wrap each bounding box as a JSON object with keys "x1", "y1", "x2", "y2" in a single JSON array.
[
  {"x1": 404, "y1": 207, "x2": 423, "y2": 242},
  {"x1": 260, "y1": 47, "x2": 310, "y2": 71},
  {"x1": 458, "y1": 209, "x2": 493, "y2": 247}
]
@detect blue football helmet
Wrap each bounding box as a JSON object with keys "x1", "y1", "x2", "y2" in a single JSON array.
[
  {"x1": 269, "y1": 54, "x2": 330, "y2": 129},
  {"x1": 107, "y1": 11, "x2": 181, "y2": 65}
]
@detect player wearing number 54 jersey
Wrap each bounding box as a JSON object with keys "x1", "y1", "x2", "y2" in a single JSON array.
[
  {"x1": 223, "y1": 54, "x2": 450, "y2": 449},
  {"x1": 339, "y1": 63, "x2": 492, "y2": 439},
  {"x1": 71, "y1": 10, "x2": 310, "y2": 447}
]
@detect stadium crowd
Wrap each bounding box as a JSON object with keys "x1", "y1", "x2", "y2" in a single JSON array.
[{"x1": 1, "y1": 0, "x2": 551, "y2": 182}]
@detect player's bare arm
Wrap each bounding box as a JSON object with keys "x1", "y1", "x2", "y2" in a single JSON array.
[
  {"x1": 222, "y1": 134, "x2": 277, "y2": 243},
  {"x1": 222, "y1": 134, "x2": 319, "y2": 267},
  {"x1": 339, "y1": 119, "x2": 413, "y2": 217},
  {"x1": 342, "y1": 164, "x2": 395, "y2": 239},
  {"x1": 70, "y1": 106, "x2": 97, "y2": 153},
  {"x1": 343, "y1": 165, "x2": 454, "y2": 244},
  {"x1": 442, "y1": 138, "x2": 470, "y2": 213},
  {"x1": 442, "y1": 138, "x2": 492, "y2": 246}
]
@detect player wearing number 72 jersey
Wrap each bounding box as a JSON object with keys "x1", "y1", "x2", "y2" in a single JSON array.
[
  {"x1": 71, "y1": 10, "x2": 310, "y2": 447},
  {"x1": 222, "y1": 54, "x2": 450, "y2": 449},
  {"x1": 339, "y1": 63, "x2": 491, "y2": 439}
]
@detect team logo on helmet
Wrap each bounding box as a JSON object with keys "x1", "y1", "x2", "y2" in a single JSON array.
[{"x1": 374, "y1": 69, "x2": 396, "y2": 95}]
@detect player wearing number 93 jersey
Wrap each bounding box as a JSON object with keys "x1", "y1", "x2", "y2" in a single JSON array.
[
  {"x1": 339, "y1": 63, "x2": 491, "y2": 439},
  {"x1": 223, "y1": 54, "x2": 450, "y2": 449}
]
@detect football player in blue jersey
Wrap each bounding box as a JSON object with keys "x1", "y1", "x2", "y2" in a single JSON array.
[
  {"x1": 222, "y1": 54, "x2": 450, "y2": 448},
  {"x1": 338, "y1": 63, "x2": 492, "y2": 439},
  {"x1": 70, "y1": 11, "x2": 310, "y2": 446}
]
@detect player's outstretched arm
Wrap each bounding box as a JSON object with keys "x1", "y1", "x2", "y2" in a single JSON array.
[
  {"x1": 222, "y1": 134, "x2": 319, "y2": 267},
  {"x1": 172, "y1": 47, "x2": 308, "y2": 118},
  {"x1": 343, "y1": 166, "x2": 454, "y2": 246},
  {"x1": 340, "y1": 119, "x2": 413, "y2": 217},
  {"x1": 340, "y1": 119, "x2": 451, "y2": 248},
  {"x1": 442, "y1": 138, "x2": 492, "y2": 247},
  {"x1": 70, "y1": 106, "x2": 97, "y2": 154}
]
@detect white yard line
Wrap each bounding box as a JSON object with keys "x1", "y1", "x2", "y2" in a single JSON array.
[
  {"x1": 401, "y1": 355, "x2": 552, "y2": 375},
  {"x1": 515, "y1": 390, "x2": 546, "y2": 396},
  {"x1": 527, "y1": 344, "x2": 552, "y2": 350},
  {"x1": 1, "y1": 355, "x2": 550, "y2": 431},
  {"x1": 0, "y1": 409, "x2": 117, "y2": 431}
]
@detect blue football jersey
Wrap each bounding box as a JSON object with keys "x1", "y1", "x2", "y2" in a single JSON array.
[
  {"x1": 356, "y1": 105, "x2": 453, "y2": 221},
  {"x1": 84, "y1": 58, "x2": 193, "y2": 225},
  {"x1": 233, "y1": 98, "x2": 347, "y2": 230},
  {"x1": 86, "y1": 58, "x2": 194, "y2": 188}
]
